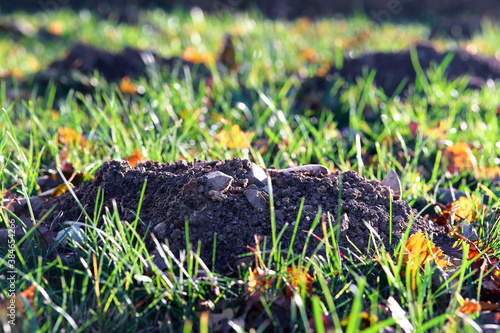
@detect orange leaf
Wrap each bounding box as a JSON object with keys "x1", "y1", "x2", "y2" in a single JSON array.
[
  {"x1": 458, "y1": 299, "x2": 481, "y2": 315},
  {"x1": 125, "y1": 148, "x2": 145, "y2": 167},
  {"x1": 119, "y1": 76, "x2": 137, "y2": 94},
  {"x1": 443, "y1": 143, "x2": 476, "y2": 174},
  {"x1": 247, "y1": 266, "x2": 276, "y2": 295},
  {"x1": 0, "y1": 284, "x2": 36, "y2": 327},
  {"x1": 215, "y1": 124, "x2": 253, "y2": 149},
  {"x1": 284, "y1": 266, "x2": 313, "y2": 298},
  {"x1": 182, "y1": 46, "x2": 215, "y2": 65},
  {"x1": 477, "y1": 167, "x2": 500, "y2": 180},
  {"x1": 57, "y1": 127, "x2": 87, "y2": 147},
  {"x1": 300, "y1": 47, "x2": 318, "y2": 63},
  {"x1": 48, "y1": 21, "x2": 64, "y2": 36},
  {"x1": 399, "y1": 230, "x2": 449, "y2": 290}
]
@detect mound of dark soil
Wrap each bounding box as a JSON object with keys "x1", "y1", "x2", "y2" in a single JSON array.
[
  {"x1": 48, "y1": 43, "x2": 210, "y2": 82},
  {"x1": 40, "y1": 159, "x2": 442, "y2": 274},
  {"x1": 23, "y1": 43, "x2": 212, "y2": 97},
  {"x1": 294, "y1": 44, "x2": 500, "y2": 118}
]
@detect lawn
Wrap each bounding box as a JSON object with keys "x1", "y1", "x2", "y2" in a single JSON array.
[{"x1": 1, "y1": 7, "x2": 500, "y2": 332}]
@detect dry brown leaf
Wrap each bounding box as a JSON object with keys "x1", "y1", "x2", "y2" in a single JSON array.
[
  {"x1": 380, "y1": 170, "x2": 402, "y2": 199},
  {"x1": 119, "y1": 76, "x2": 137, "y2": 94},
  {"x1": 219, "y1": 34, "x2": 237, "y2": 71},
  {"x1": 215, "y1": 124, "x2": 254, "y2": 149},
  {"x1": 479, "y1": 301, "x2": 499, "y2": 311}
]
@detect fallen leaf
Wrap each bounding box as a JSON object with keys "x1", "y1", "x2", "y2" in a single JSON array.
[
  {"x1": 50, "y1": 183, "x2": 74, "y2": 197},
  {"x1": 0, "y1": 284, "x2": 36, "y2": 329},
  {"x1": 452, "y1": 196, "x2": 486, "y2": 222},
  {"x1": 443, "y1": 143, "x2": 476, "y2": 174},
  {"x1": 219, "y1": 34, "x2": 237, "y2": 71},
  {"x1": 340, "y1": 312, "x2": 379, "y2": 330},
  {"x1": 477, "y1": 167, "x2": 500, "y2": 180},
  {"x1": 119, "y1": 76, "x2": 137, "y2": 94},
  {"x1": 125, "y1": 148, "x2": 145, "y2": 167},
  {"x1": 458, "y1": 299, "x2": 481, "y2": 315},
  {"x1": 182, "y1": 46, "x2": 215, "y2": 65},
  {"x1": 300, "y1": 47, "x2": 318, "y2": 62},
  {"x1": 380, "y1": 169, "x2": 402, "y2": 199},
  {"x1": 48, "y1": 21, "x2": 64, "y2": 35},
  {"x1": 283, "y1": 266, "x2": 314, "y2": 298},
  {"x1": 399, "y1": 230, "x2": 449, "y2": 291},
  {"x1": 215, "y1": 124, "x2": 253, "y2": 149},
  {"x1": 479, "y1": 301, "x2": 499, "y2": 311},
  {"x1": 57, "y1": 127, "x2": 87, "y2": 148},
  {"x1": 247, "y1": 266, "x2": 276, "y2": 295}
]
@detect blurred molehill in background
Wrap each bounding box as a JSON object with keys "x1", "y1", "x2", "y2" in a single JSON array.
[{"x1": 1, "y1": 0, "x2": 500, "y2": 20}]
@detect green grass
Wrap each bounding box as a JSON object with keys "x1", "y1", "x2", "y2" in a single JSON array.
[{"x1": 1, "y1": 8, "x2": 500, "y2": 333}]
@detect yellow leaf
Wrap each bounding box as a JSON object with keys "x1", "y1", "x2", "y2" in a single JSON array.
[
  {"x1": 451, "y1": 196, "x2": 486, "y2": 222},
  {"x1": 51, "y1": 183, "x2": 74, "y2": 197},
  {"x1": 215, "y1": 124, "x2": 253, "y2": 149}
]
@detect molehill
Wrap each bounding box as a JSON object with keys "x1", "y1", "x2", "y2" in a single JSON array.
[{"x1": 41, "y1": 158, "x2": 440, "y2": 274}]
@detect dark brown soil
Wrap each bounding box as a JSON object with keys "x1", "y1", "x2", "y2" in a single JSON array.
[
  {"x1": 294, "y1": 44, "x2": 500, "y2": 117},
  {"x1": 40, "y1": 158, "x2": 442, "y2": 274},
  {"x1": 45, "y1": 43, "x2": 211, "y2": 83}
]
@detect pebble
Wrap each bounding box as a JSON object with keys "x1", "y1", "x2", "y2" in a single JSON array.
[
  {"x1": 340, "y1": 213, "x2": 349, "y2": 232},
  {"x1": 244, "y1": 189, "x2": 267, "y2": 210},
  {"x1": 153, "y1": 222, "x2": 167, "y2": 239},
  {"x1": 392, "y1": 215, "x2": 404, "y2": 224},
  {"x1": 205, "y1": 171, "x2": 233, "y2": 192},
  {"x1": 55, "y1": 225, "x2": 84, "y2": 247},
  {"x1": 247, "y1": 163, "x2": 268, "y2": 187}
]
